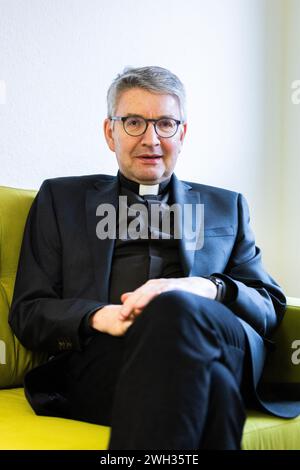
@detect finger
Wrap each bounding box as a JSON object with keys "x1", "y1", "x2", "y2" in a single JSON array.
[
  {"x1": 119, "y1": 290, "x2": 160, "y2": 320},
  {"x1": 119, "y1": 294, "x2": 143, "y2": 319},
  {"x1": 119, "y1": 282, "x2": 161, "y2": 319},
  {"x1": 118, "y1": 299, "x2": 136, "y2": 319},
  {"x1": 120, "y1": 292, "x2": 133, "y2": 303},
  {"x1": 133, "y1": 307, "x2": 142, "y2": 315},
  {"x1": 119, "y1": 310, "x2": 140, "y2": 322},
  {"x1": 119, "y1": 307, "x2": 136, "y2": 320},
  {"x1": 134, "y1": 290, "x2": 161, "y2": 309}
]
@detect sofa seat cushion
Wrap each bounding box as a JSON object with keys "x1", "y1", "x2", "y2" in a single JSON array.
[
  {"x1": 1, "y1": 388, "x2": 300, "y2": 450},
  {"x1": 0, "y1": 388, "x2": 110, "y2": 450},
  {"x1": 243, "y1": 409, "x2": 300, "y2": 450}
]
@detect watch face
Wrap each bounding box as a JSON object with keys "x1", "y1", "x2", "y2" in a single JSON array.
[
  {"x1": 209, "y1": 276, "x2": 224, "y2": 301},
  {"x1": 210, "y1": 276, "x2": 220, "y2": 286}
]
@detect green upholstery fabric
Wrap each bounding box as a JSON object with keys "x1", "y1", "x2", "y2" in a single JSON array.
[
  {"x1": 0, "y1": 184, "x2": 300, "y2": 449},
  {"x1": 262, "y1": 303, "x2": 300, "y2": 384},
  {"x1": 0, "y1": 186, "x2": 46, "y2": 388},
  {"x1": 1, "y1": 304, "x2": 300, "y2": 451},
  {"x1": 1, "y1": 384, "x2": 299, "y2": 450},
  {"x1": 241, "y1": 302, "x2": 300, "y2": 449},
  {"x1": 1, "y1": 312, "x2": 300, "y2": 451},
  {"x1": 0, "y1": 388, "x2": 110, "y2": 450},
  {"x1": 243, "y1": 409, "x2": 300, "y2": 450}
]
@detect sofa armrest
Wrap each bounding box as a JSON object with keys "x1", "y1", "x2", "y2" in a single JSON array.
[{"x1": 262, "y1": 298, "x2": 300, "y2": 383}]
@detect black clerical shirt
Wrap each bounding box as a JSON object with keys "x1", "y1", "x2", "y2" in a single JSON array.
[{"x1": 108, "y1": 172, "x2": 184, "y2": 305}]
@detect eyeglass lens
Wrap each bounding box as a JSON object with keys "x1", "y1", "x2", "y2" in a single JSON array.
[{"x1": 124, "y1": 116, "x2": 178, "y2": 137}]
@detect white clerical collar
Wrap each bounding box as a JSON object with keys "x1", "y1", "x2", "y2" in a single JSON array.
[
  {"x1": 138, "y1": 184, "x2": 160, "y2": 196},
  {"x1": 118, "y1": 171, "x2": 171, "y2": 196}
]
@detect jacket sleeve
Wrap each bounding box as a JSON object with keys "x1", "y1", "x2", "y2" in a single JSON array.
[
  {"x1": 8, "y1": 180, "x2": 106, "y2": 354},
  {"x1": 212, "y1": 193, "x2": 286, "y2": 339}
]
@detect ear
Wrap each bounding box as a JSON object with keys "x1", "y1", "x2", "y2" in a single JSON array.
[
  {"x1": 178, "y1": 122, "x2": 187, "y2": 152},
  {"x1": 180, "y1": 123, "x2": 187, "y2": 142},
  {"x1": 103, "y1": 118, "x2": 116, "y2": 152}
]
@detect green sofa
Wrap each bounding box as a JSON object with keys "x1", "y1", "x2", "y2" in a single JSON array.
[{"x1": 1, "y1": 185, "x2": 300, "y2": 450}]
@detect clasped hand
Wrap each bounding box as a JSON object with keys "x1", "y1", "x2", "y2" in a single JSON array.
[
  {"x1": 90, "y1": 277, "x2": 216, "y2": 336},
  {"x1": 119, "y1": 276, "x2": 217, "y2": 321}
]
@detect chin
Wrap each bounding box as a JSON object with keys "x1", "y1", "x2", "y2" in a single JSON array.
[
  {"x1": 131, "y1": 169, "x2": 165, "y2": 183},
  {"x1": 139, "y1": 175, "x2": 164, "y2": 184}
]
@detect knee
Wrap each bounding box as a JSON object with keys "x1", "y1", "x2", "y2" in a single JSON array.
[
  {"x1": 142, "y1": 289, "x2": 219, "y2": 326},
  {"x1": 126, "y1": 292, "x2": 224, "y2": 364},
  {"x1": 127, "y1": 290, "x2": 191, "y2": 338},
  {"x1": 150, "y1": 289, "x2": 191, "y2": 312},
  {"x1": 133, "y1": 290, "x2": 217, "y2": 338},
  {"x1": 146, "y1": 289, "x2": 214, "y2": 316},
  {"x1": 139, "y1": 289, "x2": 196, "y2": 327}
]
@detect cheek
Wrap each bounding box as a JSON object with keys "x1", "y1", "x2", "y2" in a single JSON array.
[
  {"x1": 115, "y1": 137, "x2": 132, "y2": 156},
  {"x1": 163, "y1": 141, "x2": 180, "y2": 157}
]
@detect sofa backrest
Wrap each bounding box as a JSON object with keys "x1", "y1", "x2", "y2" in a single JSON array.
[{"x1": 0, "y1": 186, "x2": 46, "y2": 388}]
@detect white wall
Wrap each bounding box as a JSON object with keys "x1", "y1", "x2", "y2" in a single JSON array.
[
  {"x1": 280, "y1": 0, "x2": 300, "y2": 297},
  {"x1": 0, "y1": 0, "x2": 296, "y2": 295}
]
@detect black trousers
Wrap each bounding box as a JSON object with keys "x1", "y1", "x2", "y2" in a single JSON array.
[{"x1": 62, "y1": 291, "x2": 251, "y2": 450}]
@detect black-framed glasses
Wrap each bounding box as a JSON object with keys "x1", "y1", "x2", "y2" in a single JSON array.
[{"x1": 109, "y1": 115, "x2": 183, "y2": 138}]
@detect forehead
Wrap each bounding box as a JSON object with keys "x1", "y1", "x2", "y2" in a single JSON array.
[{"x1": 115, "y1": 88, "x2": 180, "y2": 118}]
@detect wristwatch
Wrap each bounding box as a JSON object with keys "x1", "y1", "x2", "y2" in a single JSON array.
[{"x1": 208, "y1": 275, "x2": 225, "y2": 302}]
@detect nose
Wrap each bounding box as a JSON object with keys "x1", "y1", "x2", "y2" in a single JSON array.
[{"x1": 140, "y1": 121, "x2": 161, "y2": 146}]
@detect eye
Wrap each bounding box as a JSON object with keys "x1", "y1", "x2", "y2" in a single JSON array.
[
  {"x1": 157, "y1": 119, "x2": 176, "y2": 130},
  {"x1": 126, "y1": 117, "x2": 144, "y2": 128}
]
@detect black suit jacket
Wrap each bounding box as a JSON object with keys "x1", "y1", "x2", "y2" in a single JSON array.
[{"x1": 9, "y1": 173, "x2": 297, "y2": 418}]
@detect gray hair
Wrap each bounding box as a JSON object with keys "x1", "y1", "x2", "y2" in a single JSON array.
[{"x1": 107, "y1": 66, "x2": 186, "y2": 122}]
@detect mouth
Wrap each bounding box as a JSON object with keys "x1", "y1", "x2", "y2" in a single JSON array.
[
  {"x1": 136, "y1": 154, "x2": 163, "y2": 158},
  {"x1": 135, "y1": 154, "x2": 163, "y2": 164}
]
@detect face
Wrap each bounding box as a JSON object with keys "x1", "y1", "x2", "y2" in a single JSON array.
[{"x1": 104, "y1": 88, "x2": 187, "y2": 184}]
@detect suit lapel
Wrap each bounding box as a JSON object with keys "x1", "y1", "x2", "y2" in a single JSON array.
[
  {"x1": 86, "y1": 176, "x2": 119, "y2": 302},
  {"x1": 172, "y1": 174, "x2": 201, "y2": 276}
]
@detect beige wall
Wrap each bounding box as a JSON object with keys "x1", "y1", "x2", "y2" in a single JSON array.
[
  {"x1": 280, "y1": 0, "x2": 300, "y2": 296},
  {"x1": 0, "y1": 0, "x2": 298, "y2": 296}
]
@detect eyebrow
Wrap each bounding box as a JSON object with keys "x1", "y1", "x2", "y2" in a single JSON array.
[{"x1": 123, "y1": 113, "x2": 178, "y2": 120}]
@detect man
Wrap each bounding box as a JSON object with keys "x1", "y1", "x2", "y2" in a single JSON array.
[{"x1": 9, "y1": 66, "x2": 290, "y2": 450}]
